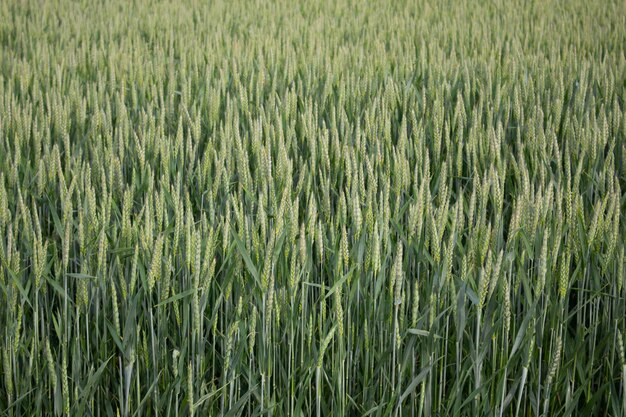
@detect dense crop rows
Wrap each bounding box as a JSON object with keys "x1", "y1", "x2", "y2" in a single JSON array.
[{"x1": 1, "y1": 0, "x2": 625, "y2": 415}]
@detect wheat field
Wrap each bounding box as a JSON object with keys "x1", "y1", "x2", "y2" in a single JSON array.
[{"x1": 0, "y1": 0, "x2": 625, "y2": 416}]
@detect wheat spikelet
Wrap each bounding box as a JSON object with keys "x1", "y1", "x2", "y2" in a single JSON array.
[
  {"x1": 545, "y1": 334, "x2": 562, "y2": 387},
  {"x1": 317, "y1": 326, "x2": 336, "y2": 368},
  {"x1": 536, "y1": 232, "x2": 549, "y2": 296},
  {"x1": 147, "y1": 234, "x2": 164, "y2": 293}
]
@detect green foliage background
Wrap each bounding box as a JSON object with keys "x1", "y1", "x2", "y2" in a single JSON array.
[{"x1": 0, "y1": 0, "x2": 625, "y2": 415}]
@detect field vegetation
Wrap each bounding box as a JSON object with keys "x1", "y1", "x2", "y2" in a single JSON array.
[{"x1": 0, "y1": 0, "x2": 625, "y2": 415}]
